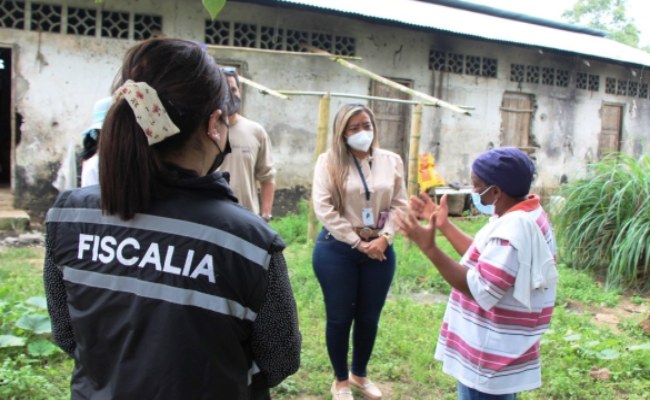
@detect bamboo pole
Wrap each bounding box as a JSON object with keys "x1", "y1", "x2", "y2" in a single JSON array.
[
  {"x1": 237, "y1": 75, "x2": 289, "y2": 100},
  {"x1": 307, "y1": 93, "x2": 331, "y2": 242},
  {"x1": 403, "y1": 103, "x2": 424, "y2": 249},
  {"x1": 207, "y1": 44, "x2": 363, "y2": 60},
  {"x1": 277, "y1": 90, "x2": 474, "y2": 110},
  {"x1": 303, "y1": 45, "x2": 471, "y2": 116},
  {"x1": 407, "y1": 103, "x2": 423, "y2": 199}
]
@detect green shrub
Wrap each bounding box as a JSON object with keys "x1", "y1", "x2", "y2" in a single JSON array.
[{"x1": 555, "y1": 153, "x2": 650, "y2": 290}]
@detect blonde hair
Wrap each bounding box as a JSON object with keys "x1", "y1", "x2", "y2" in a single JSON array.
[{"x1": 326, "y1": 103, "x2": 379, "y2": 213}]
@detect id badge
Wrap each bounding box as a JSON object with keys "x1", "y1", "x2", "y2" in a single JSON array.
[
  {"x1": 362, "y1": 207, "x2": 375, "y2": 226},
  {"x1": 376, "y1": 211, "x2": 389, "y2": 229}
]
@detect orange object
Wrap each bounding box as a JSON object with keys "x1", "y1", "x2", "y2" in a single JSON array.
[{"x1": 417, "y1": 153, "x2": 445, "y2": 191}]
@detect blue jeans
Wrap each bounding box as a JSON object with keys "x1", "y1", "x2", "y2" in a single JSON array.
[
  {"x1": 457, "y1": 382, "x2": 517, "y2": 400},
  {"x1": 312, "y1": 229, "x2": 395, "y2": 381}
]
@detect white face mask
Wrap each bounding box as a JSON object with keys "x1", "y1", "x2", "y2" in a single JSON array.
[
  {"x1": 470, "y1": 185, "x2": 496, "y2": 215},
  {"x1": 346, "y1": 130, "x2": 373, "y2": 152}
]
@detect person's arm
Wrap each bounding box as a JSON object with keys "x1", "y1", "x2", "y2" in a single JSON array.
[
  {"x1": 251, "y1": 252, "x2": 301, "y2": 388},
  {"x1": 312, "y1": 154, "x2": 361, "y2": 247},
  {"x1": 418, "y1": 238, "x2": 472, "y2": 297},
  {"x1": 43, "y1": 235, "x2": 76, "y2": 357},
  {"x1": 366, "y1": 154, "x2": 409, "y2": 260},
  {"x1": 438, "y1": 218, "x2": 474, "y2": 256},
  {"x1": 395, "y1": 209, "x2": 472, "y2": 297},
  {"x1": 254, "y1": 125, "x2": 276, "y2": 221},
  {"x1": 259, "y1": 180, "x2": 275, "y2": 221}
]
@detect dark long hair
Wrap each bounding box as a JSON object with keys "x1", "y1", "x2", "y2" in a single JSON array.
[{"x1": 99, "y1": 38, "x2": 228, "y2": 220}]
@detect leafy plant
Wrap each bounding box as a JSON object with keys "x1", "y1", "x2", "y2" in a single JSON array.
[
  {"x1": 555, "y1": 153, "x2": 650, "y2": 291},
  {"x1": 0, "y1": 355, "x2": 56, "y2": 399}
]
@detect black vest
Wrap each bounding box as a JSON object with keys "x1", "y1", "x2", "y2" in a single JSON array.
[{"x1": 46, "y1": 174, "x2": 283, "y2": 400}]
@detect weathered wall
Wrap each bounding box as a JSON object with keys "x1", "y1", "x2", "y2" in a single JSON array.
[{"x1": 1, "y1": 0, "x2": 649, "y2": 220}]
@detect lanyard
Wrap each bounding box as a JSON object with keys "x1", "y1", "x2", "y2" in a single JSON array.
[{"x1": 352, "y1": 156, "x2": 370, "y2": 202}]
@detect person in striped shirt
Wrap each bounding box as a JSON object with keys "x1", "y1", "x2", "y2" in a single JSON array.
[{"x1": 395, "y1": 147, "x2": 558, "y2": 400}]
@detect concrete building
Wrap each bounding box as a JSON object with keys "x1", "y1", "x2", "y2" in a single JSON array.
[{"x1": 1, "y1": 0, "x2": 649, "y2": 219}]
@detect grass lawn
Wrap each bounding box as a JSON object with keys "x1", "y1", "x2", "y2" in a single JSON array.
[{"x1": 1, "y1": 212, "x2": 649, "y2": 399}]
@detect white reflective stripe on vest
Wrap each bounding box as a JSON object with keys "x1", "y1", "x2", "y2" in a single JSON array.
[
  {"x1": 46, "y1": 207, "x2": 271, "y2": 270},
  {"x1": 63, "y1": 266, "x2": 258, "y2": 321}
]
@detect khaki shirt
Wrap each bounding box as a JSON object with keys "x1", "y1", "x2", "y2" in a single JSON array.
[
  {"x1": 219, "y1": 116, "x2": 275, "y2": 214},
  {"x1": 312, "y1": 148, "x2": 408, "y2": 246}
]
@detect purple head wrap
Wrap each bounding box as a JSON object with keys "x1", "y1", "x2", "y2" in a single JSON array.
[{"x1": 472, "y1": 147, "x2": 535, "y2": 198}]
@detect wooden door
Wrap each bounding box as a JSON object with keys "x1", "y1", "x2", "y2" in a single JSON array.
[
  {"x1": 500, "y1": 92, "x2": 534, "y2": 149},
  {"x1": 598, "y1": 104, "x2": 623, "y2": 159},
  {"x1": 0, "y1": 47, "x2": 11, "y2": 185},
  {"x1": 369, "y1": 79, "x2": 412, "y2": 162}
]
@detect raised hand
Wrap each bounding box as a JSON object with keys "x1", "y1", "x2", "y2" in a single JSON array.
[
  {"x1": 394, "y1": 208, "x2": 437, "y2": 253},
  {"x1": 409, "y1": 192, "x2": 449, "y2": 228}
]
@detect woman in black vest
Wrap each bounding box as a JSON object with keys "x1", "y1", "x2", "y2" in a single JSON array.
[{"x1": 43, "y1": 38, "x2": 301, "y2": 400}]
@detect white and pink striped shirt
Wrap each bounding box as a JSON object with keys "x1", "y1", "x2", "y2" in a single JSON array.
[{"x1": 435, "y1": 195, "x2": 557, "y2": 395}]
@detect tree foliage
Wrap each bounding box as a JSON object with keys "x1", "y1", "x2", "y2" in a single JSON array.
[
  {"x1": 562, "y1": 0, "x2": 641, "y2": 48},
  {"x1": 202, "y1": 0, "x2": 227, "y2": 20},
  {"x1": 95, "y1": 0, "x2": 226, "y2": 21}
]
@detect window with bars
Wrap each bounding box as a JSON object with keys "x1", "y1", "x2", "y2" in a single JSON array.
[
  {"x1": 556, "y1": 69, "x2": 569, "y2": 87},
  {"x1": 588, "y1": 74, "x2": 599, "y2": 91},
  {"x1": 640, "y1": 83, "x2": 649, "y2": 99},
  {"x1": 605, "y1": 77, "x2": 617, "y2": 94},
  {"x1": 31, "y1": 3, "x2": 62, "y2": 33},
  {"x1": 628, "y1": 81, "x2": 638, "y2": 97},
  {"x1": 577, "y1": 72, "x2": 600, "y2": 91},
  {"x1": 465, "y1": 55, "x2": 481, "y2": 75},
  {"x1": 101, "y1": 10, "x2": 129, "y2": 39},
  {"x1": 134, "y1": 14, "x2": 162, "y2": 41},
  {"x1": 0, "y1": 0, "x2": 25, "y2": 30},
  {"x1": 510, "y1": 64, "x2": 524, "y2": 82},
  {"x1": 526, "y1": 65, "x2": 540, "y2": 84},
  {"x1": 541, "y1": 67, "x2": 555, "y2": 86},
  {"x1": 429, "y1": 50, "x2": 447, "y2": 72},
  {"x1": 233, "y1": 22, "x2": 257, "y2": 48},
  {"x1": 482, "y1": 57, "x2": 497, "y2": 77},
  {"x1": 576, "y1": 72, "x2": 588, "y2": 90},
  {"x1": 259, "y1": 26, "x2": 283, "y2": 50},
  {"x1": 286, "y1": 29, "x2": 310, "y2": 52},
  {"x1": 606, "y1": 77, "x2": 650, "y2": 99},
  {"x1": 617, "y1": 79, "x2": 628, "y2": 96},
  {"x1": 205, "y1": 20, "x2": 356, "y2": 56},
  {"x1": 448, "y1": 53, "x2": 464, "y2": 74},
  {"x1": 0, "y1": 1, "x2": 161, "y2": 40},
  {"x1": 511, "y1": 63, "x2": 598, "y2": 90},
  {"x1": 429, "y1": 49, "x2": 497, "y2": 78},
  {"x1": 67, "y1": 7, "x2": 96, "y2": 36}
]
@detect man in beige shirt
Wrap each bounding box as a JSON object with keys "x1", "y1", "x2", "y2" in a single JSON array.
[{"x1": 218, "y1": 68, "x2": 276, "y2": 221}]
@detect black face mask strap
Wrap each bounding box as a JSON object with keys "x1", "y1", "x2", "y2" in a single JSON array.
[{"x1": 208, "y1": 132, "x2": 231, "y2": 174}]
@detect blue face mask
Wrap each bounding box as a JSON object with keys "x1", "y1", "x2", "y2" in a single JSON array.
[{"x1": 470, "y1": 185, "x2": 495, "y2": 215}]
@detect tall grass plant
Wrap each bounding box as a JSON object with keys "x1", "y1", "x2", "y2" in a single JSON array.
[{"x1": 555, "y1": 153, "x2": 650, "y2": 291}]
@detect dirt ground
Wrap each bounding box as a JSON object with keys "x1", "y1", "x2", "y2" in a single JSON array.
[{"x1": 565, "y1": 291, "x2": 650, "y2": 334}]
